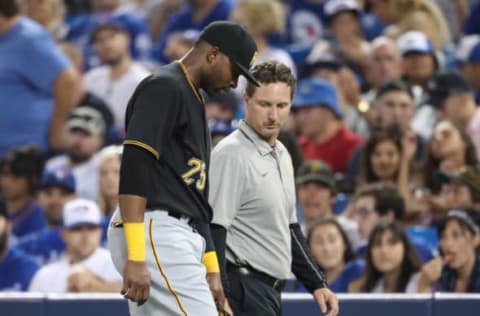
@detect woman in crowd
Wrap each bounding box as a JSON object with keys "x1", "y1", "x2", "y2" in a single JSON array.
[
  {"x1": 97, "y1": 145, "x2": 122, "y2": 221},
  {"x1": 423, "y1": 120, "x2": 478, "y2": 195},
  {"x1": 349, "y1": 220, "x2": 422, "y2": 292},
  {"x1": 418, "y1": 210, "x2": 480, "y2": 292},
  {"x1": 369, "y1": 0, "x2": 450, "y2": 50},
  {"x1": 307, "y1": 218, "x2": 364, "y2": 293},
  {"x1": 358, "y1": 128, "x2": 417, "y2": 214}
]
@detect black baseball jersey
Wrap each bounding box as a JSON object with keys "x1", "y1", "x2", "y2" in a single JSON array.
[{"x1": 123, "y1": 61, "x2": 212, "y2": 222}]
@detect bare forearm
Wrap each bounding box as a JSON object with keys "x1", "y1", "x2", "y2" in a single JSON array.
[
  {"x1": 119, "y1": 195, "x2": 147, "y2": 222},
  {"x1": 51, "y1": 68, "x2": 81, "y2": 150}
]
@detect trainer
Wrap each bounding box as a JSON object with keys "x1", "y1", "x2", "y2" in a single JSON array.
[
  {"x1": 209, "y1": 63, "x2": 339, "y2": 316},
  {"x1": 107, "y1": 21, "x2": 259, "y2": 316}
]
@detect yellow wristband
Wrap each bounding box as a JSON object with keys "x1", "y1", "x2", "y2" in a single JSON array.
[
  {"x1": 202, "y1": 251, "x2": 220, "y2": 273},
  {"x1": 123, "y1": 222, "x2": 146, "y2": 261}
]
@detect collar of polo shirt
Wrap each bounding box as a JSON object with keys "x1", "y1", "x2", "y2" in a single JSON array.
[{"x1": 238, "y1": 120, "x2": 284, "y2": 156}]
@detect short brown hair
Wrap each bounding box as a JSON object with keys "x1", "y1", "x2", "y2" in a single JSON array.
[{"x1": 245, "y1": 61, "x2": 296, "y2": 99}]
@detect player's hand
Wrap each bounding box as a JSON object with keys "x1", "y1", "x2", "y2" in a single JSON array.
[
  {"x1": 313, "y1": 287, "x2": 339, "y2": 316},
  {"x1": 206, "y1": 272, "x2": 227, "y2": 312},
  {"x1": 220, "y1": 298, "x2": 234, "y2": 316},
  {"x1": 122, "y1": 260, "x2": 150, "y2": 306}
]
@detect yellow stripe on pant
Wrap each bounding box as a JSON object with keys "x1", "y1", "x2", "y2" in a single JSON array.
[{"x1": 148, "y1": 219, "x2": 188, "y2": 316}]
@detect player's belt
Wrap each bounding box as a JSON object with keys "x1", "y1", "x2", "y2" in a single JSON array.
[
  {"x1": 226, "y1": 261, "x2": 285, "y2": 292},
  {"x1": 111, "y1": 210, "x2": 196, "y2": 229}
]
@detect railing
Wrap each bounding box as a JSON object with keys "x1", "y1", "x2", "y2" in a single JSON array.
[{"x1": 1, "y1": 292, "x2": 480, "y2": 316}]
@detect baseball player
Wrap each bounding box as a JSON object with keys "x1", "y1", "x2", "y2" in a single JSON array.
[
  {"x1": 107, "y1": 21, "x2": 259, "y2": 316},
  {"x1": 209, "y1": 61, "x2": 339, "y2": 316}
]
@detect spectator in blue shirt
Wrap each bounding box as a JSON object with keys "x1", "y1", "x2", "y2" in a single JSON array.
[
  {"x1": 306, "y1": 218, "x2": 364, "y2": 293},
  {"x1": 66, "y1": 0, "x2": 152, "y2": 69},
  {"x1": 0, "y1": 146, "x2": 46, "y2": 239},
  {"x1": 0, "y1": 197, "x2": 40, "y2": 291},
  {"x1": 15, "y1": 168, "x2": 77, "y2": 266},
  {"x1": 152, "y1": 0, "x2": 234, "y2": 63},
  {"x1": 0, "y1": 0, "x2": 81, "y2": 158}
]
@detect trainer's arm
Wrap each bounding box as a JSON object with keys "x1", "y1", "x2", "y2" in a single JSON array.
[{"x1": 290, "y1": 222, "x2": 328, "y2": 292}]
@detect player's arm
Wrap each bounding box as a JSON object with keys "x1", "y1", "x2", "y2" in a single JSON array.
[
  {"x1": 119, "y1": 76, "x2": 178, "y2": 305},
  {"x1": 290, "y1": 222, "x2": 339, "y2": 316}
]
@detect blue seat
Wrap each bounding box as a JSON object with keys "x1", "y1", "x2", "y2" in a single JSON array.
[{"x1": 406, "y1": 227, "x2": 439, "y2": 251}]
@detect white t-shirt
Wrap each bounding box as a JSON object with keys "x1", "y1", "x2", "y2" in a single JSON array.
[
  {"x1": 371, "y1": 272, "x2": 421, "y2": 293},
  {"x1": 28, "y1": 248, "x2": 121, "y2": 293},
  {"x1": 83, "y1": 63, "x2": 151, "y2": 128},
  {"x1": 46, "y1": 154, "x2": 100, "y2": 202}
]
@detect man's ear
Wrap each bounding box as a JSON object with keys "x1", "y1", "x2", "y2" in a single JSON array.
[{"x1": 207, "y1": 47, "x2": 220, "y2": 63}]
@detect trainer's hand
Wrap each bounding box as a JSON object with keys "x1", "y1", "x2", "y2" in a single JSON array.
[
  {"x1": 206, "y1": 272, "x2": 227, "y2": 311},
  {"x1": 313, "y1": 288, "x2": 339, "y2": 316},
  {"x1": 122, "y1": 260, "x2": 150, "y2": 306}
]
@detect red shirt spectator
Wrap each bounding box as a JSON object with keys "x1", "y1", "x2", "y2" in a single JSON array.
[
  {"x1": 299, "y1": 128, "x2": 362, "y2": 173},
  {"x1": 293, "y1": 78, "x2": 362, "y2": 173}
]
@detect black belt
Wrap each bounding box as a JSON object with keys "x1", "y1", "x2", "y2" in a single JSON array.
[
  {"x1": 111, "y1": 210, "x2": 196, "y2": 229},
  {"x1": 227, "y1": 262, "x2": 285, "y2": 292}
]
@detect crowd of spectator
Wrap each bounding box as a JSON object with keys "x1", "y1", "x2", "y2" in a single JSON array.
[{"x1": 1, "y1": 0, "x2": 480, "y2": 295}]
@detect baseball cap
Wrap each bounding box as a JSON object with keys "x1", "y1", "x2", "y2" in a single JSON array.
[
  {"x1": 292, "y1": 78, "x2": 343, "y2": 118},
  {"x1": 90, "y1": 20, "x2": 128, "y2": 43},
  {"x1": 324, "y1": 0, "x2": 360, "y2": 21},
  {"x1": 438, "y1": 165, "x2": 480, "y2": 197},
  {"x1": 303, "y1": 40, "x2": 343, "y2": 74},
  {"x1": 209, "y1": 120, "x2": 236, "y2": 136},
  {"x1": 456, "y1": 35, "x2": 480, "y2": 64},
  {"x1": 397, "y1": 31, "x2": 434, "y2": 56},
  {"x1": 41, "y1": 168, "x2": 76, "y2": 193},
  {"x1": 67, "y1": 106, "x2": 106, "y2": 135},
  {"x1": 199, "y1": 21, "x2": 259, "y2": 86},
  {"x1": 296, "y1": 160, "x2": 336, "y2": 192},
  {"x1": 63, "y1": 198, "x2": 102, "y2": 230},
  {"x1": 426, "y1": 71, "x2": 471, "y2": 108}
]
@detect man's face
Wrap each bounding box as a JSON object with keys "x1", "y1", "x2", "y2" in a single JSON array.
[
  {"x1": 296, "y1": 106, "x2": 333, "y2": 139},
  {"x1": 442, "y1": 93, "x2": 476, "y2": 126},
  {"x1": 91, "y1": 0, "x2": 119, "y2": 12},
  {"x1": 65, "y1": 129, "x2": 103, "y2": 164},
  {"x1": 368, "y1": 44, "x2": 402, "y2": 87},
  {"x1": 93, "y1": 29, "x2": 129, "y2": 65},
  {"x1": 297, "y1": 182, "x2": 334, "y2": 220},
  {"x1": 204, "y1": 50, "x2": 239, "y2": 97},
  {"x1": 354, "y1": 195, "x2": 380, "y2": 239},
  {"x1": 377, "y1": 90, "x2": 415, "y2": 131},
  {"x1": 62, "y1": 225, "x2": 102, "y2": 260},
  {"x1": 443, "y1": 182, "x2": 474, "y2": 210},
  {"x1": 38, "y1": 187, "x2": 75, "y2": 227},
  {"x1": 402, "y1": 53, "x2": 435, "y2": 83},
  {"x1": 0, "y1": 169, "x2": 29, "y2": 201},
  {"x1": 243, "y1": 82, "x2": 292, "y2": 145},
  {"x1": 461, "y1": 63, "x2": 480, "y2": 90}
]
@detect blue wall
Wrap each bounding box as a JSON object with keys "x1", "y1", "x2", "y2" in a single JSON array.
[{"x1": 0, "y1": 293, "x2": 479, "y2": 316}]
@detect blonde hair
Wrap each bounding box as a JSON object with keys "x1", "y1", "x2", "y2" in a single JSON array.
[
  {"x1": 231, "y1": 0, "x2": 285, "y2": 37},
  {"x1": 97, "y1": 145, "x2": 123, "y2": 216},
  {"x1": 384, "y1": 0, "x2": 450, "y2": 48}
]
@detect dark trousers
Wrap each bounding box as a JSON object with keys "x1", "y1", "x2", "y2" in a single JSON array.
[{"x1": 227, "y1": 265, "x2": 282, "y2": 316}]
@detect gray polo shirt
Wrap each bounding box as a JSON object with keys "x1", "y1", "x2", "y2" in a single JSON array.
[{"x1": 209, "y1": 121, "x2": 297, "y2": 279}]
